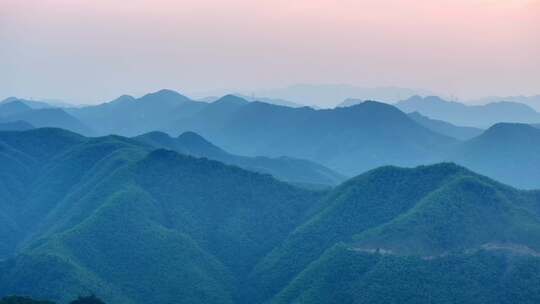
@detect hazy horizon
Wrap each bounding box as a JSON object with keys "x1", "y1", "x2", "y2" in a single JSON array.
[{"x1": 2, "y1": 0, "x2": 539, "y2": 106}]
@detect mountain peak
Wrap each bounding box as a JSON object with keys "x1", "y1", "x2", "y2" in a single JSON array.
[
  {"x1": 109, "y1": 94, "x2": 136, "y2": 104},
  {"x1": 177, "y1": 131, "x2": 207, "y2": 141},
  {"x1": 176, "y1": 131, "x2": 226, "y2": 156},
  {"x1": 481, "y1": 122, "x2": 540, "y2": 139},
  {"x1": 140, "y1": 89, "x2": 191, "y2": 104},
  {"x1": 0, "y1": 100, "x2": 33, "y2": 115},
  {"x1": 0, "y1": 97, "x2": 19, "y2": 104},
  {"x1": 214, "y1": 94, "x2": 249, "y2": 106}
]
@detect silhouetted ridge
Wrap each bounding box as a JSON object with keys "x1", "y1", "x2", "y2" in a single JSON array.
[
  {"x1": 108, "y1": 94, "x2": 136, "y2": 105},
  {"x1": 214, "y1": 94, "x2": 250, "y2": 106},
  {"x1": 134, "y1": 130, "x2": 345, "y2": 186},
  {"x1": 0, "y1": 121, "x2": 34, "y2": 131},
  {"x1": 0, "y1": 100, "x2": 32, "y2": 116},
  {"x1": 480, "y1": 122, "x2": 540, "y2": 140},
  {"x1": 139, "y1": 89, "x2": 191, "y2": 105}
]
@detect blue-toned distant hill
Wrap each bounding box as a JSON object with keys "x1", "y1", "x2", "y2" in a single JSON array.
[
  {"x1": 200, "y1": 94, "x2": 305, "y2": 108},
  {"x1": 0, "y1": 97, "x2": 53, "y2": 110},
  {"x1": 396, "y1": 95, "x2": 540, "y2": 128},
  {"x1": 26, "y1": 91, "x2": 459, "y2": 177},
  {"x1": 253, "y1": 84, "x2": 433, "y2": 107},
  {"x1": 168, "y1": 96, "x2": 456, "y2": 175},
  {"x1": 135, "y1": 131, "x2": 345, "y2": 187},
  {"x1": 0, "y1": 128, "x2": 539, "y2": 304},
  {"x1": 0, "y1": 100, "x2": 92, "y2": 135},
  {"x1": 0, "y1": 100, "x2": 33, "y2": 116},
  {"x1": 408, "y1": 111, "x2": 484, "y2": 140},
  {"x1": 446, "y1": 123, "x2": 540, "y2": 189},
  {"x1": 472, "y1": 95, "x2": 540, "y2": 111},
  {"x1": 67, "y1": 89, "x2": 207, "y2": 136},
  {"x1": 0, "y1": 121, "x2": 34, "y2": 131}
]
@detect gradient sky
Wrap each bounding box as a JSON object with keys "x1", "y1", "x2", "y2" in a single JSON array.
[{"x1": 1, "y1": 0, "x2": 539, "y2": 104}]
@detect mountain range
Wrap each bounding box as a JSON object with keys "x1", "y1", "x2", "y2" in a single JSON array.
[
  {"x1": 0, "y1": 100, "x2": 92, "y2": 135},
  {"x1": 133, "y1": 131, "x2": 345, "y2": 187},
  {"x1": 407, "y1": 111, "x2": 484, "y2": 140},
  {"x1": 471, "y1": 95, "x2": 540, "y2": 111},
  {"x1": 0, "y1": 128, "x2": 538, "y2": 303},
  {"x1": 166, "y1": 96, "x2": 456, "y2": 175},
  {"x1": 445, "y1": 123, "x2": 540, "y2": 189},
  {"x1": 5, "y1": 90, "x2": 540, "y2": 189},
  {"x1": 252, "y1": 84, "x2": 434, "y2": 107},
  {"x1": 66, "y1": 90, "x2": 206, "y2": 136},
  {"x1": 395, "y1": 95, "x2": 540, "y2": 128}
]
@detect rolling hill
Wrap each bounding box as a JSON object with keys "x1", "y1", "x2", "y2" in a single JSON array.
[
  {"x1": 0, "y1": 121, "x2": 34, "y2": 131},
  {"x1": 168, "y1": 97, "x2": 456, "y2": 175},
  {"x1": 408, "y1": 111, "x2": 484, "y2": 140},
  {"x1": 446, "y1": 123, "x2": 540, "y2": 189},
  {"x1": 134, "y1": 131, "x2": 345, "y2": 187},
  {"x1": 396, "y1": 95, "x2": 540, "y2": 128},
  {"x1": 67, "y1": 90, "x2": 207, "y2": 136},
  {"x1": 248, "y1": 163, "x2": 540, "y2": 303},
  {"x1": 0, "y1": 100, "x2": 92, "y2": 135},
  {"x1": 0, "y1": 128, "x2": 324, "y2": 304},
  {"x1": 0, "y1": 129, "x2": 539, "y2": 304}
]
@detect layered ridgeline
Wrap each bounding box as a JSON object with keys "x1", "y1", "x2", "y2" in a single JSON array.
[
  {"x1": 0, "y1": 129, "x2": 540, "y2": 303},
  {"x1": 445, "y1": 123, "x2": 540, "y2": 189},
  {"x1": 0, "y1": 100, "x2": 92, "y2": 135},
  {"x1": 0, "y1": 128, "x2": 324, "y2": 304},
  {"x1": 66, "y1": 90, "x2": 207, "y2": 136},
  {"x1": 166, "y1": 95, "x2": 456, "y2": 175},
  {"x1": 134, "y1": 131, "x2": 345, "y2": 187},
  {"x1": 5, "y1": 90, "x2": 540, "y2": 188},
  {"x1": 61, "y1": 91, "x2": 455, "y2": 175},
  {"x1": 407, "y1": 111, "x2": 483, "y2": 140},
  {"x1": 395, "y1": 95, "x2": 540, "y2": 128}
]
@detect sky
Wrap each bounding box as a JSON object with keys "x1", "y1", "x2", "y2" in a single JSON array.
[{"x1": 1, "y1": 0, "x2": 539, "y2": 105}]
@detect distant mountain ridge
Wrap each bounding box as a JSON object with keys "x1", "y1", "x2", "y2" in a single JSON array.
[
  {"x1": 6, "y1": 89, "x2": 540, "y2": 189},
  {"x1": 253, "y1": 84, "x2": 434, "y2": 107},
  {"x1": 134, "y1": 131, "x2": 345, "y2": 187},
  {"x1": 0, "y1": 100, "x2": 92, "y2": 135},
  {"x1": 396, "y1": 95, "x2": 540, "y2": 127},
  {"x1": 408, "y1": 111, "x2": 484, "y2": 140},
  {"x1": 445, "y1": 123, "x2": 540, "y2": 189},
  {"x1": 67, "y1": 89, "x2": 206, "y2": 136},
  {"x1": 167, "y1": 97, "x2": 455, "y2": 175},
  {"x1": 471, "y1": 95, "x2": 540, "y2": 111},
  {"x1": 0, "y1": 121, "x2": 34, "y2": 131}
]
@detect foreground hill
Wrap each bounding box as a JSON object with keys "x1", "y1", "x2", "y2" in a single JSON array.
[
  {"x1": 0, "y1": 129, "x2": 539, "y2": 304},
  {"x1": 134, "y1": 131, "x2": 345, "y2": 187},
  {"x1": 0, "y1": 128, "x2": 323, "y2": 304},
  {"x1": 168, "y1": 97, "x2": 455, "y2": 175},
  {"x1": 446, "y1": 123, "x2": 540, "y2": 189},
  {"x1": 248, "y1": 163, "x2": 540, "y2": 303},
  {"x1": 396, "y1": 95, "x2": 540, "y2": 128}
]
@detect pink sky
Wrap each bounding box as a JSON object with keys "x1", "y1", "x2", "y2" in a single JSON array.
[{"x1": 1, "y1": 0, "x2": 539, "y2": 104}]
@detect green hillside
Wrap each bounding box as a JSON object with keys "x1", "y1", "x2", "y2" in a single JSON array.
[
  {"x1": 249, "y1": 163, "x2": 540, "y2": 303},
  {"x1": 0, "y1": 128, "x2": 323, "y2": 304},
  {"x1": 1, "y1": 129, "x2": 540, "y2": 304}
]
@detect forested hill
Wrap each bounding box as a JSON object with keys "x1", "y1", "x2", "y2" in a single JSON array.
[{"x1": 0, "y1": 128, "x2": 539, "y2": 303}]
